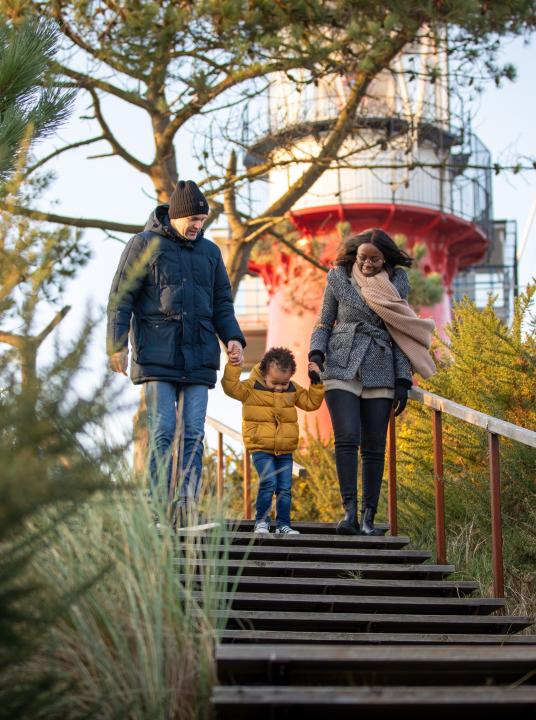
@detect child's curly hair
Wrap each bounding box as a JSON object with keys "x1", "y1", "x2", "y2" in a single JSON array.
[{"x1": 259, "y1": 347, "x2": 296, "y2": 377}]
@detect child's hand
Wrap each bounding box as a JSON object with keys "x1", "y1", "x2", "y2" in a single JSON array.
[
  {"x1": 227, "y1": 340, "x2": 244, "y2": 366},
  {"x1": 308, "y1": 361, "x2": 322, "y2": 384}
]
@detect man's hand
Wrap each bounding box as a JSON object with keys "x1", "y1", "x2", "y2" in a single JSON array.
[
  {"x1": 227, "y1": 340, "x2": 244, "y2": 366},
  {"x1": 109, "y1": 349, "x2": 128, "y2": 376}
]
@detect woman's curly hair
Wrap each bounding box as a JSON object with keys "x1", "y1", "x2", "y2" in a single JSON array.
[{"x1": 335, "y1": 227, "x2": 413, "y2": 276}]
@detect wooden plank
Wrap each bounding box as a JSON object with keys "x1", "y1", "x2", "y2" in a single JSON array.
[
  {"x1": 191, "y1": 590, "x2": 504, "y2": 615},
  {"x1": 217, "y1": 643, "x2": 536, "y2": 663},
  {"x1": 187, "y1": 558, "x2": 456, "y2": 579},
  {"x1": 223, "y1": 532, "x2": 410, "y2": 549},
  {"x1": 207, "y1": 544, "x2": 432, "y2": 564},
  {"x1": 216, "y1": 643, "x2": 536, "y2": 685},
  {"x1": 212, "y1": 685, "x2": 536, "y2": 720},
  {"x1": 179, "y1": 574, "x2": 481, "y2": 597},
  {"x1": 220, "y1": 609, "x2": 531, "y2": 633},
  {"x1": 219, "y1": 630, "x2": 536, "y2": 645},
  {"x1": 227, "y1": 520, "x2": 390, "y2": 534},
  {"x1": 409, "y1": 387, "x2": 536, "y2": 448}
]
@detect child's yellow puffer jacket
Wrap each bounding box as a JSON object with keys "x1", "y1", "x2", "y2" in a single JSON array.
[{"x1": 221, "y1": 362, "x2": 324, "y2": 454}]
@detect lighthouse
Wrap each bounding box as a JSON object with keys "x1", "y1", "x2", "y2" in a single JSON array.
[{"x1": 238, "y1": 36, "x2": 495, "y2": 436}]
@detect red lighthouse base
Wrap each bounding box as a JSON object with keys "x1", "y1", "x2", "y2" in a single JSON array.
[{"x1": 251, "y1": 202, "x2": 489, "y2": 439}]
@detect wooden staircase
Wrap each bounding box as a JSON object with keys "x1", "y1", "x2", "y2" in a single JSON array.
[{"x1": 205, "y1": 520, "x2": 536, "y2": 718}]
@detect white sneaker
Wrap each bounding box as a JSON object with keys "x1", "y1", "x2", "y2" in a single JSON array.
[
  {"x1": 254, "y1": 520, "x2": 270, "y2": 534},
  {"x1": 275, "y1": 525, "x2": 300, "y2": 535}
]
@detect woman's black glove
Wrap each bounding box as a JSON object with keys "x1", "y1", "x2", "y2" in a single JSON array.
[
  {"x1": 308, "y1": 351, "x2": 325, "y2": 384},
  {"x1": 392, "y1": 379, "x2": 411, "y2": 417},
  {"x1": 308, "y1": 351, "x2": 325, "y2": 371}
]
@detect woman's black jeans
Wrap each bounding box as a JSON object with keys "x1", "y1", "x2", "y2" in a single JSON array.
[{"x1": 325, "y1": 389, "x2": 392, "y2": 511}]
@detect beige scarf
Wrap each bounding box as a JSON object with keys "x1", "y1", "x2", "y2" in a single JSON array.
[{"x1": 352, "y1": 263, "x2": 437, "y2": 379}]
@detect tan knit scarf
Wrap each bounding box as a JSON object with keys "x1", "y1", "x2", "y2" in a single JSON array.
[{"x1": 352, "y1": 263, "x2": 437, "y2": 379}]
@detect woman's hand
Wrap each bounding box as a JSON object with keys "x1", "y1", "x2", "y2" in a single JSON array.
[
  {"x1": 308, "y1": 361, "x2": 322, "y2": 383},
  {"x1": 392, "y1": 384, "x2": 408, "y2": 416}
]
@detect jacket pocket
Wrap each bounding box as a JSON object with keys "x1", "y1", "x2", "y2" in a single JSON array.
[
  {"x1": 136, "y1": 318, "x2": 177, "y2": 367},
  {"x1": 198, "y1": 317, "x2": 221, "y2": 370},
  {"x1": 327, "y1": 325, "x2": 355, "y2": 368}
]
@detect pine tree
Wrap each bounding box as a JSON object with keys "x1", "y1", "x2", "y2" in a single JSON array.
[
  {"x1": 0, "y1": 15, "x2": 121, "y2": 719},
  {"x1": 0, "y1": 18, "x2": 73, "y2": 179},
  {"x1": 396, "y1": 287, "x2": 536, "y2": 602}
]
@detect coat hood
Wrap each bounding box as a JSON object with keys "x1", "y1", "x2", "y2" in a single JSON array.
[
  {"x1": 143, "y1": 204, "x2": 204, "y2": 244},
  {"x1": 248, "y1": 363, "x2": 265, "y2": 386}
]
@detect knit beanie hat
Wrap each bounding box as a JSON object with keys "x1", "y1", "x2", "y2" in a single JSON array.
[{"x1": 168, "y1": 180, "x2": 209, "y2": 219}]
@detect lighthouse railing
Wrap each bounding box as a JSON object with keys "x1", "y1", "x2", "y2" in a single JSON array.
[{"x1": 388, "y1": 387, "x2": 536, "y2": 599}]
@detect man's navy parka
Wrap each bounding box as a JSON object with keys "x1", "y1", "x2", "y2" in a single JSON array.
[{"x1": 106, "y1": 205, "x2": 245, "y2": 388}]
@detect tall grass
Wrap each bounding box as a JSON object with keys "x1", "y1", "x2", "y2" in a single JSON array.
[{"x1": 28, "y1": 478, "x2": 233, "y2": 720}]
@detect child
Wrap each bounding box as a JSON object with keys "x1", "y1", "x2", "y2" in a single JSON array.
[{"x1": 222, "y1": 347, "x2": 324, "y2": 534}]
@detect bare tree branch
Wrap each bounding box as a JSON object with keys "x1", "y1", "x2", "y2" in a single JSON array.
[
  {"x1": 24, "y1": 135, "x2": 105, "y2": 177},
  {"x1": 88, "y1": 88, "x2": 152, "y2": 174},
  {"x1": 51, "y1": 62, "x2": 152, "y2": 110},
  {"x1": 50, "y1": 3, "x2": 144, "y2": 81},
  {"x1": 223, "y1": 151, "x2": 245, "y2": 237},
  {"x1": 0, "y1": 331, "x2": 23, "y2": 349},
  {"x1": 36, "y1": 305, "x2": 71, "y2": 345},
  {"x1": 160, "y1": 57, "x2": 331, "y2": 153},
  {"x1": 0, "y1": 202, "x2": 140, "y2": 234},
  {"x1": 268, "y1": 228, "x2": 330, "y2": 273}
]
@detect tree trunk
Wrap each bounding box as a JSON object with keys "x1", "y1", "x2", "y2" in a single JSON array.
[{"x1": 150, "y1": 113, "x2": 179, "y2": 202}]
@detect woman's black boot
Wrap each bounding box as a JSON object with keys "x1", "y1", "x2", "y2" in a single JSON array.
[
  {"x1": 337, "y1": 496, "x2": 361, "y2": 535},
  {"x1": 360, "y1": 506, "x2": 386, "y2": 536}
]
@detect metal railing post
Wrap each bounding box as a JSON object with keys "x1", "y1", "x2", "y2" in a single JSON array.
[
  {"x1": 243, "y1": 450, "x2": 252, "y2": 520},
  {"x1": 387, "y1": 410, "x2": 398, "y2": 536},
  {"x1": 488, "y1": 432, "x2": 505, "y2": 598},
  {"x1": 216, "y1": 432, "x2": 224, "y2": 501},
  {"x1": 432, "y1": 409, "x2": 447, "y2": 565}
]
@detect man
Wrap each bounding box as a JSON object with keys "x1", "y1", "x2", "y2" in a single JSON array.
[{"x1": 107, "y1": 180, "x2": 245, "y2": 509}]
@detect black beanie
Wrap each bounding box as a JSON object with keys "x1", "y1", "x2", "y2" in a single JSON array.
[{"x1": 168, "y1": 180, "x2": 209, "y2": 219}]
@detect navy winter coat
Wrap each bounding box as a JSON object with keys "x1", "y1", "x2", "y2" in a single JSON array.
[{"x1": 106, "y1": 205, "x2": 245, "y2": 387}]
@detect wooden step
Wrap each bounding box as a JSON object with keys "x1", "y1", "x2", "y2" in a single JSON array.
[
  {"x1": 220, "y1": 629, "x2": 536, "y2": 645},
  {"x1": 188, "y1": 558, "x2": 455, "y2": 579},
  {"x1": 227, "y1": 519, "x2": 389, "y2": 535},
  {"x1": 220, "y1": 609, "x2": 531, "y2": 634},
  {"x1": 207, "y1": 544, "x2": 431, "y2": 565},
  {"x1": 192, "y1": 590, "x2": 504, "y2": 615},
  {"x1": 180, "y1": 574, "x2": 480, "y2": 597},
  {"x1": 223, "y1": 531, "x2": 410, "y2": 549},
  {"x1": 212, "y1": 685, "x2": 536, "y2": 718},
  {"x1": 216, "y1": 644, "x2": 536, "y2": 685}
]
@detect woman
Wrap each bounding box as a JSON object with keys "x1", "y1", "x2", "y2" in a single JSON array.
[{"x1": 308, "y1": 228, "x2": 436, "y2": 536}]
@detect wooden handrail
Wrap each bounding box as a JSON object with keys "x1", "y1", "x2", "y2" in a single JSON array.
[
  {"x1": 389, "y1": 387, "x2": 536, "y2": 598},
  {"x1": 409, "y1": 387, "x2": 536, "y2": 447},
  {"x1": 206, "y1": 416, "x2": 308, "y2": 520}
]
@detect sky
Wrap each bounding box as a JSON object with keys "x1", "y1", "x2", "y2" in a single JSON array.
[{"x1": 33, "y1": 33, "x2": 536, "y2": 445}]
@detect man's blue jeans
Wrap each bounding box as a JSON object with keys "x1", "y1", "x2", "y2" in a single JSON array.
[
  {"x1": 252, "y1": 451, "x2": 294, "y2": 528},
  {"x1": 144, "y1": 381, "x2": 208, "y2": 503}
]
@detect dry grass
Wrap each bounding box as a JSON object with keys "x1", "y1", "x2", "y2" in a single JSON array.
[{"x1": 29, "y1": 483, "x2": 232, "y2": 720}]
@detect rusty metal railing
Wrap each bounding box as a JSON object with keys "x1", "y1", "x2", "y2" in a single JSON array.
[
  {"x1": 205, "y1": 417, "x2": 307, "y2": 520},
  {"x1": 388, "y1": 387, "x2": 536, "y2": 598}
]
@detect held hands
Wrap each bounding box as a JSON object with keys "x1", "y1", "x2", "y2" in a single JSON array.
[
  {"x1": 308, "y1": 361, "x2": 322, "y2": 384},
  {"x1": 109, "y1": 349, "x2": 128, "y2": 376},
  {"x1": 227, "y1": 340, "x2": 244, "y2": 366}
]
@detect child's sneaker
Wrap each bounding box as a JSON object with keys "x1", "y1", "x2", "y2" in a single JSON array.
[
  {"x1": 275, "y1": 525, "x2": 300, "y2": 535},
  {"x1": 254, "y1": 520, "x2": 270, "y2": 534}
]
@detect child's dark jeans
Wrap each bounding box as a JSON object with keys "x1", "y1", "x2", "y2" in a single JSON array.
[{"x1": 251, "y1": 451, "x2": 294, "y2": 528}]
